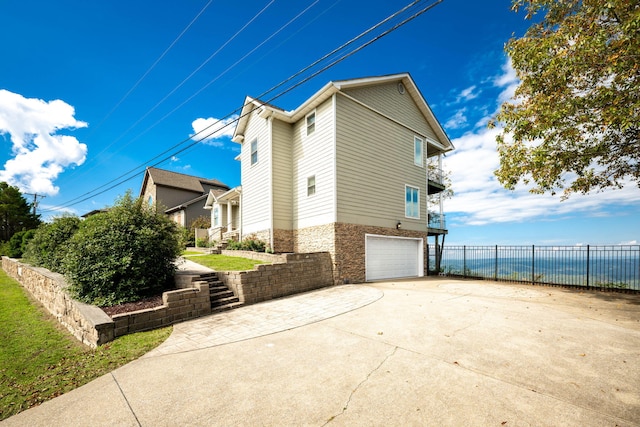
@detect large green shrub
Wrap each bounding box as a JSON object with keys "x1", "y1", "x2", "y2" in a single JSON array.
[
  {"x1": 63, "y1": 192, "x2": 182, "y2": 306},
  {"x1": 6, "y1": 230, "x2": 35, "y2": 258},
  {"x1": 23, "y1": 215, "x2": 80, "y2": 271}
]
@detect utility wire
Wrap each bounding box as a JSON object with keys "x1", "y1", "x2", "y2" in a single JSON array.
[
  {"x1": 42, "y1": 0, "x2": 444, "y2": 214},
  {"x1": 63, "y1": 0, "x2": 277, "y2": 185},
  {"x1": 88, "y1": 0, "x2": 323, "y2": 161},
  {"x1": 89, "y1": 0, "x2": 215, "y2": 138}
]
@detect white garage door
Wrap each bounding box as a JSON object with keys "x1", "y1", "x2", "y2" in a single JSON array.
[{"x1": 365, "y1": 235, "x2": 423, "y2": 281}]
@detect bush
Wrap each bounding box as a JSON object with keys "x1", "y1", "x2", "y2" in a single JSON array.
[
  {"x1": 63, "y1": 192, "x2": 183, "y2": 306},
  {"x1": 7, "y1": 230, "x2": 27, "y2": 258},
  {"x1": 23, "y1": 215, "x2": 80, "y2": 271},
  {"x1": 225, "y1": 236, "x2": 266, "y2": 252}
]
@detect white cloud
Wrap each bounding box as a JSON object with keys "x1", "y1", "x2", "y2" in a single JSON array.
[
  {"x1": 494, "y1": 59, "x2": 519, "y2": 104},
  {"x1": 457, "y1": 85, "x2": 480, "y2": 102},
  {"x1": 0, "y1": 90, "x2": 87, "y2": 196},
  {"x1": 191, "y1": 115, "x2": 238, "y2": 147},
  {"x1": 444, "y1": 108, "x2": 468, "y2": 129},
  {"x1": 443, "y1": 61, "x2": 640, "y2": 227}
]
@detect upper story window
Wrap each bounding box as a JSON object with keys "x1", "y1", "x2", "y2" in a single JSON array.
[
  {"x1": 250, "y1": 138, "x2": 258, "y2": 165},
  {"x1": 405, "y1": 185, "x2": 420, "y2": 219},
  {"x1": 414, "y1": 136, "x2": 424, "y2": 167},
  {"x1": 306, "y1": 111, "x2": 316, "y2": 136},
  {"x1": 307, "y1": 175, "x2": 316, "y2": 196}
]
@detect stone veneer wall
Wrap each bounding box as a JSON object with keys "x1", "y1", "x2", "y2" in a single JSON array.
[
  {"x1": 2, "y1": 257, "x2": 114, "y2": 348},
  {"x1": 272, "y1": 229, "x2": 294, "y2": 253},
  {"x1": 2, "y1": 257, "x2": 212, "y2": 347},
  {"x1": 334, "y1": 223, "x2": 428, "y2": 284},
  {"x1": 217, "y1": 252, "x2": 333, "y2": 305}
]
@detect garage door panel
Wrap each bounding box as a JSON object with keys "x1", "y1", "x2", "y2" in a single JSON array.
[{"x1": 366, "y1": 235, "x2": 423, "y2": 281}]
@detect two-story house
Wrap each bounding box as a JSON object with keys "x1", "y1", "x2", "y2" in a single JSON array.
[
  {"x1": 139, "y1": 167, "x2": 229, "y2": 227},
  {"x1": 208, "y1": 73, "x2": 453, "y2": 283}
]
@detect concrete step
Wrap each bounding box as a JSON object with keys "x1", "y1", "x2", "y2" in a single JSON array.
[
  {"x1": 210, "y1": 290, "x2": 235, "y2": 300},
  {"x1": 211, "y1": 301, "x2": 244, "y2": 313},
  {"x1": 211, "y1": 295, "x2": 240, "y2": 307}
]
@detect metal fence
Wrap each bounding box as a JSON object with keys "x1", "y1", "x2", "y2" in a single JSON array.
[{"x1": 433, "y1": 245, "x2": 640, "y2": 291}]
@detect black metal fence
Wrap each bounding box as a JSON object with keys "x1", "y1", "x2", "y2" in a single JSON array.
[{"x1": 432, "y1": 245, "x2": 640, "y2": 291}]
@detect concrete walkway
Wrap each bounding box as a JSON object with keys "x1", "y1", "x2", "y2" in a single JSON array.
[{"x1": 3, "y1": 278, "x2": 640, "y2": 426}]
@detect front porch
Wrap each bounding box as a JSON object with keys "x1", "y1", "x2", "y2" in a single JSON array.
[{"x1": 204, "y1": 187, "x2": 241, "y2": 243}]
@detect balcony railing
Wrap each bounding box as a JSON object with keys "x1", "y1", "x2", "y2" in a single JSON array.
[
  {"x1": 428, "y1": 211, "x2": 446, "y2": 230},
  {"x1": 428, "y1": 166, "x2": 444, "y2": 185}
]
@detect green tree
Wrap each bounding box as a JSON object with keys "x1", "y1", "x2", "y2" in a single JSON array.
[
  {"x1": 0, "y1": 182, "x2": 40, "y2": 241},
  {"x1": 492, "y1": 0, "x2": 639, "y2": 197},
  {"x1": 23, "y1": 215, "x2": 80, "y2": 271},
  {"x1": 63, "y1": 191, "x2": 182, "y2": 306}
]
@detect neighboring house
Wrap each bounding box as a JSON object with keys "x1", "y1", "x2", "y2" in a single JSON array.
[
  {"x1": 209, "y1": 73, "x2": 454, "y2": 283},
  {"x1": 139, "y1": 167, "x2": 229, "y2": 227}
]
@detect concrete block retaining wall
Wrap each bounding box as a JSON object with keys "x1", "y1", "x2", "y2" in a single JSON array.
[
  {"x1": 2, "y1": 257, "x2": 114, "y2": 348},
  {"x1": 2, "y1": 257, "x2": 211, "y2": 347},
  {"x1": 217, "y1": 252, "x2": 334, "y2": 304},
  {"x1": 112, "y1": 281, "x2": 210, "y2": 337}
]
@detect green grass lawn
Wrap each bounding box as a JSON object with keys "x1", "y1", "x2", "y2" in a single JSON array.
[
  {"x1": 182, "y1": 253, "x2": 268, "y2": 271},
  {"x1": 0, "y1": 271, "x2": 172, "y2": 421}
]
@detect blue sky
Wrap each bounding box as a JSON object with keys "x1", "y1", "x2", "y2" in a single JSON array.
[{"x1": 0, "y1": 0, "x2": 638, "y2": 245}]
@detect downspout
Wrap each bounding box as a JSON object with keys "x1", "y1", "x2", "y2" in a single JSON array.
[{"x1": 268, "y1": 115, "x2": 274, "y2": 251}]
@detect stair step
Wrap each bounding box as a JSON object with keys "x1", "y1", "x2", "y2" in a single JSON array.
[
  {"x1": 210, "y1": 290, "x2": 234, "y2": 300},
  {"x1": 211, "y1": 301, "x2": 244, "y2": 313},
  {"x1": 210, "y1": 295, "x2": 240, "y2": 307},
  {"x1": 197, "y1": 274, "x2": 219, "y2": 281}
]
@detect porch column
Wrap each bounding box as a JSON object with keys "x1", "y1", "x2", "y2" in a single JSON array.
[{"x1": 227, "y1": 201, "x2": 233, "y2": 231}]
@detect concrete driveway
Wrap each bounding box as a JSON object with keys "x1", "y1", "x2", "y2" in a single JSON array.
[{"x1": 3, "y1": 278, "x2": 640, "y2": 426}]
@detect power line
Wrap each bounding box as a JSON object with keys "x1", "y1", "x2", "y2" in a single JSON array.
[
  {"x1": 89, "y1": 0, "x2": 215, "y2": 138},
  {"x1": 41, "y1": 0, "x2": 444, "y2": 214}
]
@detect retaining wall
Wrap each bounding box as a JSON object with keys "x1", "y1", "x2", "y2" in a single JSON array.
[
  {"x1": 217, "y1": 252, "x2": 334, "y2": 304},
  {"x1": 2, "y1": 257, "x2": 114, "y2": 348},
  {"x1": 1, "y1": 257, "x2": 211, "y2": 347}
]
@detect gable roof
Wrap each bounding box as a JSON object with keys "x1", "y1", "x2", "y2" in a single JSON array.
[
  {"x1": 232, "y1": 73, "x2": 454, "y2": 152},
  {"x1": 139, "y1": 167, "x2": 229, "y2": 197},
  {"x1": 164, "y1": 193, "x2": 210, "y2": 214}
]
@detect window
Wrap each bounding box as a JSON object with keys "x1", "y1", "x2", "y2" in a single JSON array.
[
  {"x1": 250, "y1": 139, "x2": 258, "y2": 165},
  {"x1": 148, "y1": 195, "x2": 153, "y2": 206},
  {"x1": 405, "y1": 185, "x2": 420, "y2": 219},
  {"x1": 213, "y1": 206, "x2": 220, "y2": 227},
  {"x1": 307, "y1": 175, "x2": 316, "y2": 196},
  {"x1": 306, "y1": 111, "x2": 316, "y2": 136},
  {"x1": 414, "y1": 136, "x2": 423, "y2": 167}
]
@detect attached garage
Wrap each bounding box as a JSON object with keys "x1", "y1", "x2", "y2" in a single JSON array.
[{"x1": 365, "y1": 235, "x2": 424, "y2": 281}]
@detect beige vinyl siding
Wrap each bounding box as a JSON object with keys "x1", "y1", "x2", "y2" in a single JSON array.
[
  {"x1": 335, "y1": 93, "x2": 427, "y2": 232},
  {"x1": 271, "y1": 119, "x2": 293, "y2": 230},
  {"x1": 240, "y1": 111, "x2": 271, "y2": 234},
  {"x1": 292, "y1": 98, "x2": 335, "y2": 229},
  {"x1": 343, "y1": 82, "x2": 438, "y2": 143}
]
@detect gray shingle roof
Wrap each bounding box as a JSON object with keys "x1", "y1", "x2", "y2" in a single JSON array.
[{"x1": 145, "y1": 167, "x2": 229, "y2": 193}]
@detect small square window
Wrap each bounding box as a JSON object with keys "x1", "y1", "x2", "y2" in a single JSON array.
[
  {"x1": 405, "y1": 185, "x2": 420, "y2": 219},
  {"x1": 307, "y1": 175, "x2": 316, "y2": 196},
  {"x1": 306, "y1": 111, "x2": 316, "y2": 136},
  {"x1": 414, "y1": 136, "x2": 423, "y2": 167},
  {"x1": 250, "y1": 139, "x2": 258, "y2": 165}
]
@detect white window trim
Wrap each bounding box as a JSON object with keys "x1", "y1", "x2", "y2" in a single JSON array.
[
  {"x1": 213, "y1": 206, "x2": 220, "y2": 227},
  {"x1": 306, "y1": 110, "x2": 316, "y2": 136},
  {"x1": 307, "y1": 175, "x2": 316, "y2": 197},
  {"x1": 405, "y1": 185, "x2": 420, "y2": 219},
  {"x1": 250, "y1": 138, "x2": 258, "y2": 166},
  {"x1": 414, "y1": 136, "x2": 424, "y2": 167}
]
